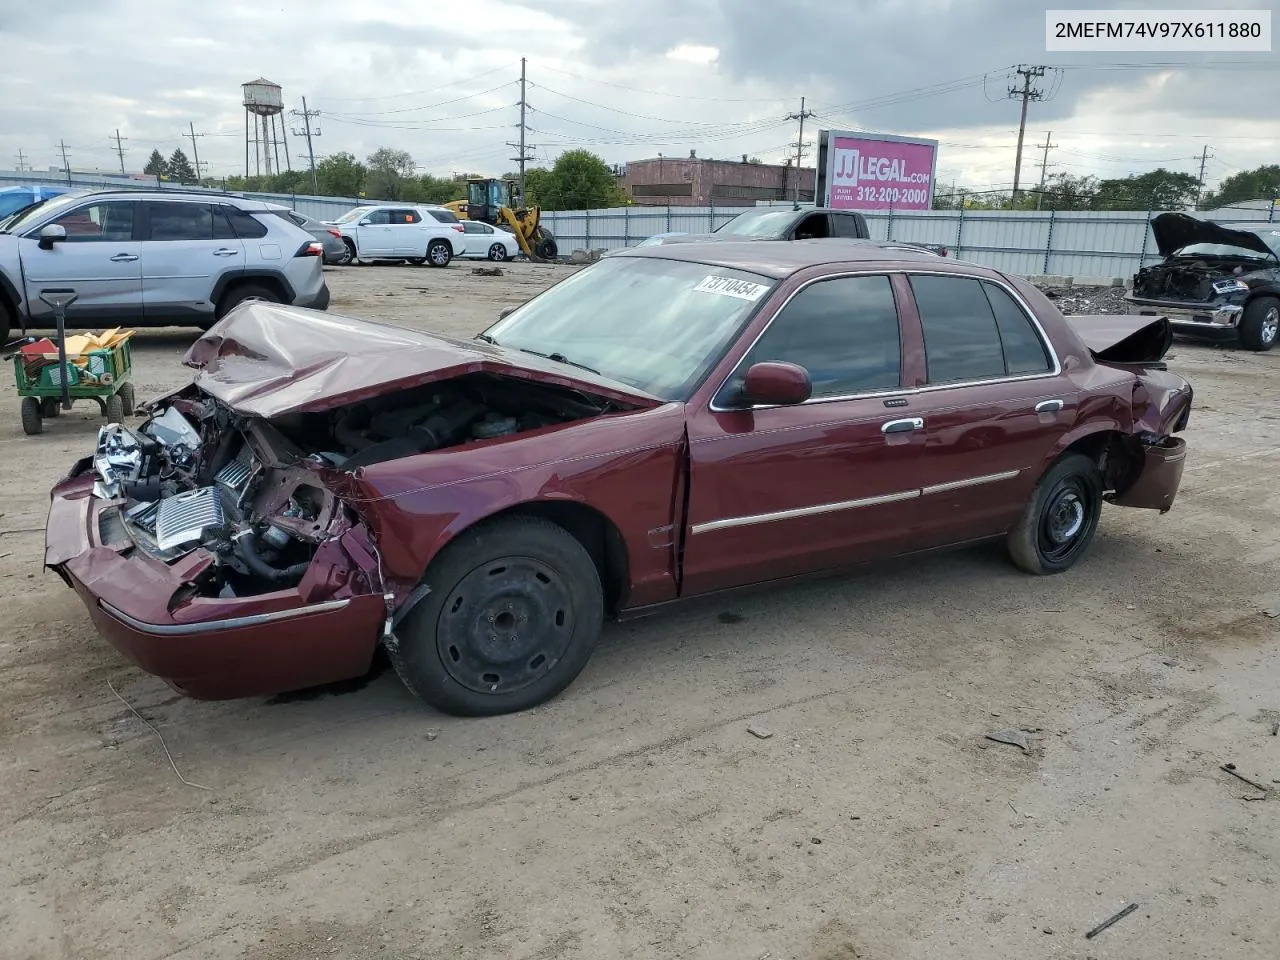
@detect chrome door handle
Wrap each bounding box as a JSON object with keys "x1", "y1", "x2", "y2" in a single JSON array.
[
  {"x1": 109, "y1": 253, "x2": 138, "y2": 262},
  {"x1": 881, "y1": 417, "x2": 925, "y2": 434},
  {"x1": 1035, "y1": 399, "x2": 1064, "y2": 414},
  {"x1": 212, "y1": 248, "x2": 239, "y2": 257}
]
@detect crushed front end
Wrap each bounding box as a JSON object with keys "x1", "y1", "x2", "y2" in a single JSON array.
[{"x1": 44, "y1": 394, "x2": 388, "y2": 698}]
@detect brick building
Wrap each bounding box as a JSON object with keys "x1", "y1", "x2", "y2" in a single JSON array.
[{"x1": 619, "y1": 152, "x2": 816, "y2": 207}]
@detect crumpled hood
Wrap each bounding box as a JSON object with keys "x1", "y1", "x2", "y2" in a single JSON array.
[
  {"x1": 1150, "y1": 212, "x2": 1276, "y2": 259},
  {"x1": 183, "y1": 302, "x2": 661, "y2": 419}
]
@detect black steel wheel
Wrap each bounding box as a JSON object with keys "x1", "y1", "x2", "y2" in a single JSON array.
[
  {"x1": 1008, "y1": 452, "x2": 1103, "y2": 575},
  {"x1": 20, "y1": 397, "x2": 42, "y2": 435},
  {"x1": 389, "y1": 516, "x2": 603, "y2": 716}
]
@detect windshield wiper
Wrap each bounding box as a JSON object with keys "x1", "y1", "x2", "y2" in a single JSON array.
[
  {"x1": 513, "y1": 346, "x2": 599, "y2": 375},
  {"x1": 474, "y1": 333, "x2": 498, "y2": 344}
]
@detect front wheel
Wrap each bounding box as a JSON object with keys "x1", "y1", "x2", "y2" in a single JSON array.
[
  {"x1": 216, "y1": 283, "x2": 281, "y2": 320},
  {"x1": 1007, "y1": 452, "x2": 1103, "y2": 575},
  {"x1": 427, "y1": 239, "x2": 453, "y2": 268},
  {"x1": 1238, "y1": 296, "x2": 1279, "y2": 352},
  {"x1": 389, "y1": 517, "x2": 603, "y2": 716}
]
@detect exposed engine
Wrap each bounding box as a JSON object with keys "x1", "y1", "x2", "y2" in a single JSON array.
[
  {"x1": 91, "y1": 373, "x2": 613, "y2": 598},
  {"x1": 1132, "y1": 258, "x2": 1249, "y2": 301}
]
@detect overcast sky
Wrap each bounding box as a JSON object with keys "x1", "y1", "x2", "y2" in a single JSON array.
[{"x1": 0, "y1": 0, "x2": 1275, "y2": 196}]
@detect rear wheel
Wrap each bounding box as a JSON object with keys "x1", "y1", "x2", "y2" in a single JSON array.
[
  {"x1": 427, "y1": 239, "x2": 452, "y2": 268},
  {"x1": 0, "y1": 300, "x2": 12, "y2": 346},
  {"x1": 118, "y1": 382, "x2": 136, "y2": 416},
  {"x1": 389, "y1": 517, "x2": 603, "y2": 716},
  {"x1": 104, "y1": 393, "x2": 124, "y2": 425},
  {"x1": 488, "y1": 243, "x2": 509, "y2": 262},
  {"x1": 1238, "y1": 296, "x2": 1279, "y2": 352},
  {"x1": 1007, "y1": 453, "x2": 1103, "y2": 575},
  {"x1": 40, "y1": 397, "x2": 61, "y2": 417},
  {"x1": 216, "y1": 283, "x2": 281, "y2": 321},
  {"x1": 20, "y1": 397, "x2": 42, "y2": 435}
]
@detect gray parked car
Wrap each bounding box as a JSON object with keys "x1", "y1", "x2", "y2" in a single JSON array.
[
  {"x1": 270, "y1": 209, "x2": 350, "y2": 265},
  {"x1": 0, "y1": 189, "x2": 330, "y2": 344}
]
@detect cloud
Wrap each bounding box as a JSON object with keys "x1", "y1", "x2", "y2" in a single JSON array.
[{"x1": 0, "y1": 0, "x2": 1274, "y2": 195}]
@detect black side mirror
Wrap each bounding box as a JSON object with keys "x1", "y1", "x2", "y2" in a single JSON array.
[{"x1": 37, "y1": 224, "x2": 67, "y2": 250}]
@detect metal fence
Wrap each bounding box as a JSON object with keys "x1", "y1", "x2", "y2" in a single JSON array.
[{"x1": 541, "y1": 201, "x2": 1280, "y2": 279}]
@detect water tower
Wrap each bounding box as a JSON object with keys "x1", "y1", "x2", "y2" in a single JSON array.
[{"x1": 242, "y1": 78, "x2": 291, "y2": 178}]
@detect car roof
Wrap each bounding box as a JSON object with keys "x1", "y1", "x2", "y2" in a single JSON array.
[
  {"x1": 612, "y1": 238, "x2": 968, "y2": 280},
  {"x1": 38, "y1": 188, "x2": 285, "y2": 212}
]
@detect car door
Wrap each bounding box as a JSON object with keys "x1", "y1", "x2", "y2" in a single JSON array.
[
  {"x1": 462, "y1": 221, "x2": 487, "y2": 256},
  {"x1": 899, "y1": 272, "x2": 1076, "y2": 543},
  {"x1": 355, "y1": 208, "x2": 393, "y2": 257},
  {"x1": 18, "y1": 199, "x2": 142, "y2": 325},
  {"x1": 140, "y1": 202, "x2": 244, "y2": 323},
  {"x1": 681, "y1": 272, "x2": 932, "y2": 596},
  {"x1": 385, "y1": 207, "x2": 424, "y2": 257}
]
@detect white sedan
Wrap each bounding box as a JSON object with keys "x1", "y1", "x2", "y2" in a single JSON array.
[{"x1": 460, "y1": 221, "x2": 523, "y2": 261}]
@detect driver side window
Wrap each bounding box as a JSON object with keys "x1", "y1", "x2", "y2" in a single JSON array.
[
  {"x1": 733, "y1": 274, "x2": 902, "y2": 400},
  {"x1": 364, "y1": 209, "x2": 392, "y2": 225}
]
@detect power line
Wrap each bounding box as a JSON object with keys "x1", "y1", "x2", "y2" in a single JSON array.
[
  {"x1": 529, "y1": 61, "x2": 791, "y2": 104},
  {"x1": 324, "y1": 82, "x2": 518, "y2": 119},
  {"x1": 319, "y1": 61, "x2": 521, "y2": 102}
]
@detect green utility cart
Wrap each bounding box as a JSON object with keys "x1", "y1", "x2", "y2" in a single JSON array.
[{"x1": 9, "y1": 289, "x2": 136, "y2": 436}]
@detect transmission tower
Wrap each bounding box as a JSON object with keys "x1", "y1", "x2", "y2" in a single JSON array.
[{"x1": 506, "y1": 58, "x2": 536, "y2": 203}]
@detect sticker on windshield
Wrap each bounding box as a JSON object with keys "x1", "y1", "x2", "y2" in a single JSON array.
[{"x1": 693, "y1": 275, "x2": 769, "y2": 302}]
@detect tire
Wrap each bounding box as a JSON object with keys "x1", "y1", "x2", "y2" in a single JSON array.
[
  {"x1": 1238, "y1": 296, "x2": 1279, "y2": 352},
  {"x1": 1007, "y1": 452, "x2": 1103, "y2": 575},
  {"x1": 20, "y1": 397, "x2": 42, "y2": 435},
  {"x1": 389, "y1": 516, "x2": 604, "y2": 716},
  {"x1": 487, "y1": 243, "x2": 509, "y2": 262},
  {"x1": 215, "y1": 283, "x2": 281, "y2": 321},
  {"x1": 341, "y1": 239, "x2": 359, "y2": 265},
  {"x1": 104, "y1": 393, "x2": 124, "y2": 425},
  {"x1": 0, "y1": 300, "x2": 12, "y2": 346},
  {"x1": 40, "y1": 397, "x2": 61, "y2": 417},
  {"x1": 334, "y1": 241, "x2": 354, "y2": 266},
  {"x1": 426, "y1": 240, "x2": 452, "y2": 268},
  {"x1": 118, "y1": 382, "x2": 136, "y2": 416},
  {"x1": 534, "y1": 232, "x2": 558, "y2": 260}
]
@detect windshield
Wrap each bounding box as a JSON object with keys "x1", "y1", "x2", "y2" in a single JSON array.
[
  {"x1": 333, "y1": 206, "x2": 374, "y2": 224},
  {"x1": 0, "y1": 192, "x2": 86, "y2": 234},
  {"x1": 481, "y1": 256, "x2": 776, "y2": 400},
  {"x1": 713, "y1": 209, "x2": 798, "y2": 238}
]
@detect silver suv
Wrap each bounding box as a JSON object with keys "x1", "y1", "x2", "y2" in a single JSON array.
[{"x1": 0, "y1": 190, "x2": 330, "y2": 343}]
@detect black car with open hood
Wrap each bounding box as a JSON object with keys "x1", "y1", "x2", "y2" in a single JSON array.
[{"x1": 1124, "y1": 213, "x2": 1280, "y2": 351}]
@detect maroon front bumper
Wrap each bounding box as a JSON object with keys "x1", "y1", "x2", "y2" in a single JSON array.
[{"x1": 45, "y1": 473, "x2": 386, "y2": 699}]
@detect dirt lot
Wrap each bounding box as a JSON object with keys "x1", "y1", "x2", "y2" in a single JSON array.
[{"x1": 2, "y1": 261, "x2": 1278, "y2": 960}]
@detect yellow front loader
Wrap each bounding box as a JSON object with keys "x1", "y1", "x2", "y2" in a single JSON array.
[{"x1": 444, "y1": 179, "x2": 558, "y2": 262}]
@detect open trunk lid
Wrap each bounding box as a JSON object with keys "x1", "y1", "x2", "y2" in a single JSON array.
[
  {"x1": 1063, "y1": 314, "x2": 1173, "y2": 366},
  {"x1": 184, "y1": 302, "x2": 662, "y2": 419}
]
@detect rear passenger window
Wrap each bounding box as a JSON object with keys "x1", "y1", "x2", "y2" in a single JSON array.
[
  {"x1": 735, "y1": 275, "x2": 901, "y2": 399},
  {"x1": 147, "y1": 203, "x2": 216, "y2": 241},
  {"x1": 982, "y1": 281, "x2": 1052, "y2": 374},
  {"x1": 909, "y1": 275, "x2": 1007, "y2": 383},
  {"x1": 832, "y1": 214, "x2": 864, "y2": 239},
  {"x1": 429, "y1": 209, "x2": 460, "y2": 224},
  {"x1": 223, "y1": 207, "x2": 269, "y2": 239},
  {"x1": 390, "y1": 208, "x2": 421, "y2": 224}
]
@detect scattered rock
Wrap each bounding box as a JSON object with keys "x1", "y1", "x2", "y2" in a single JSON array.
[
  {"x1": 424, "y1": 730, "x2": 439, "y2": 742},
  {"x1": 810, "y1": 837, "x2": 822, "y2": 845},
  {"x1": 472, "y1": 266, "x2": 504, "y2": 277},
  {"x1": 747, "y1": 724, "x2": 774, "y2": 740},
  {"x1": 985, "y1": 729, "x2": 1034, "y2": 752}
]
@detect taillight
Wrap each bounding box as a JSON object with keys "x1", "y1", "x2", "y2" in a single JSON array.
[
  {"x1": 295, "y1": 240, "x2": 324, "y2": 257},
  {"x1": 327, "y1": 228, "x2": 341, "y2": 239}
]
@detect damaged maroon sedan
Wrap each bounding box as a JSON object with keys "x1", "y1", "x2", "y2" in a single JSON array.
[{"x1": 46, "y1": 241, "x2": 1192, "y2": 716}]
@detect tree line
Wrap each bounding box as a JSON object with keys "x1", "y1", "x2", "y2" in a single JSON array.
[{"x1": 934, "y1": 164, "x2": 1280, "y2": 212}]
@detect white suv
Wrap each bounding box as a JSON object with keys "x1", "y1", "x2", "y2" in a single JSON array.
[
  {"x1": 0, "y1": 189, "x2": 329, "y2": 343},
  {"x1": 329, "y1": 204, "x2": 467, "y2": 267}
]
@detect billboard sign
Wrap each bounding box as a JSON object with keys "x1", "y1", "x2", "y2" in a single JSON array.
[{"x1": 816, "y1": 130, "x2": 938, "y2": 211}]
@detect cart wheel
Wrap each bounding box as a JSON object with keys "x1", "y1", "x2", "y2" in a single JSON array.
[
  {"x1": 105, "y1": 393, "x2": 124, "y2": 425},
  {"x1": 118, "y1": 383, "x2": 136, "y2": 416},
  {"x1": 21, "y1": 397, "x2": 43, "y2": 435},
  {"x1": 40, "y1": 397, "x2": 62, "y2": 418}
]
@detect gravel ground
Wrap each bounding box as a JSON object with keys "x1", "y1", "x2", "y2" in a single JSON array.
[{"x1": 2, "y1": 261, "x2": 1278, "y2": 960}]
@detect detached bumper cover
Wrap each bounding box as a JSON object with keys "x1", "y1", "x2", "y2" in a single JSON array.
[
  {"x1": 1108, "y1": 436, "x2": 1187, "y2": 514},
  {"x1": 45, "y1": 475, "x2": 384, "y2": 699}
]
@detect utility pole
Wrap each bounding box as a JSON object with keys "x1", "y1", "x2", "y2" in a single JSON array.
[
  {"x1": 110, "y1": 129, "x2": 128, "y2": 175},
  {"x1": 786, "y1": 96, "x2": 815, "y2": 206},
  {"x1": 185, "y1": 123, "x2": 207, "y2": 183},
  {"x1": 507, "y1": 58, "x2": 536, "y2": 204},
  {"x1": 1034, "y1": 130, "x2": 1058, "y2": 209},
  {"x1": 1194, "y1": 145, "x2": 1214, "y2": 209},
  {"x1": 1007, "y1": 65, "x2": 1048, "y2": 204},
  {"x1": 291, "y1": 98, "x2": 322, "y2": 193},
  {"x1": 15, "y1": 149, "x2": 28, "y2": 173},
  {"x1": 58, "y1": 140, "x2": 72, "y2": 185}
]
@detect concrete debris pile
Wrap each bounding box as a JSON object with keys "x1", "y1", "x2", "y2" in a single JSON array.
[{"x1": 1032, "y1": 279, "x2": 1130, "y2": 316}]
